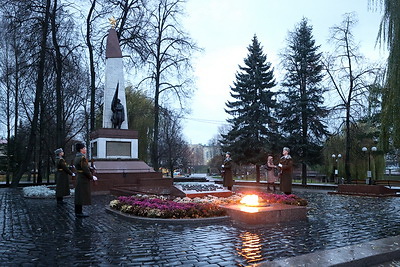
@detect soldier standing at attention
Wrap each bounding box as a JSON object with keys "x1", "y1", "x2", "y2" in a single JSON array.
[
  {"x1": 278, "y1": 147, "x2": 293, "y2": 195},
  {"x1": 222, "y1": 152, "x2": 233, "y2": 190},
  {"x1": 54, "y1": 148, "x2": 74, "y2": 204},
  {"x1": 74, "y1": 143, "x2": 97, "y2": 217}
]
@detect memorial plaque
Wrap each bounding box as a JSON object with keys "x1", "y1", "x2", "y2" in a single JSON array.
[{"x1": 106, "y1": 141, "x2": 131, "y2": 157}]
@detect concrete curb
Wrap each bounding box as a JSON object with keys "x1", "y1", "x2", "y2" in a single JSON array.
[{"x1": 105, "y1": 206, "x2": 230, "y2": 224}]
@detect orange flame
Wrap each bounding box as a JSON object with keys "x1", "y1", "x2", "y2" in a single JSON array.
[{"x1": 240, "y1": 194, "x2": 260, "y2": 206}]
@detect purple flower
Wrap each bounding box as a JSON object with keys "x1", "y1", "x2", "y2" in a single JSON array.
[{"x1": 114, "y1": 195, "x2": 226, "y2": 218}]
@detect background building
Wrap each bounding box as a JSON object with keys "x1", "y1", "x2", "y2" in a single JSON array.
[{"x1": 188, "y1": 144, "x2": 220, "y2": 166}]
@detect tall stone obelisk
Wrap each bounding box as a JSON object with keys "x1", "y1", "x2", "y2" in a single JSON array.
[
  {"x1": 90, "y1": 24, "x2": 137, "y2": 159},
  {"x1": 103, "y1": 27, "x2": 128, "y2": 129},
  {"x1": 88, "y1": 22, "x2": 170, "y2": 196}
]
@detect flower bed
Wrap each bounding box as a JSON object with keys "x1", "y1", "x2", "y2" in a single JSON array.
[
  {"x1": 110, "y1": 196, "x2": 227, "y2": 219},
  {"x1": 109, "y1": 192, "x2": 307, "y2": 219},
  {"x1": 257, "y1": 192, "x2": 308, "y2": 206}
]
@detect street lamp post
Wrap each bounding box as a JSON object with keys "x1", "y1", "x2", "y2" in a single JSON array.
[
  {"x1": 332, "y1": 153, "x2": 342, "y2": 184},
  {"x1": 362, "y1": 146, "x2": 377, "y2": 185}
]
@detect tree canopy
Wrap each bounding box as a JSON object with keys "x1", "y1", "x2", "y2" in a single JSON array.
[
  {"x1": 370, "y1": 0, "x2": 400, "y2": 150},
  {"x1": 221, "y1": 35, "x2": 278, "y2": 182},
  {"x1": 279, "y1": 18, "x2": 329, "y2": 184}
]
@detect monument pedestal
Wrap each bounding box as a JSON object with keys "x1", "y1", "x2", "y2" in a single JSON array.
[
  {"x1": 89, "y1": 128, "x2": 167, "y2": 193},
  {"x1": 90, "y1": 128, "x2": 138, "y2": 159}
]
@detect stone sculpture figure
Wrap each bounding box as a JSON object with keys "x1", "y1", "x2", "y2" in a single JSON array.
[{"x1": 111, "y1": 83, "x2": 125, "y2": 129}]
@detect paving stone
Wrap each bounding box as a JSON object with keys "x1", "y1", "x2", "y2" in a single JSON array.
[{"x1": 0, "y1": 187, "x2": 399, "y2": 266}]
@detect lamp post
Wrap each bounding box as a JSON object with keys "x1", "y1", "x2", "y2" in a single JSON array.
[
  {"x1": 332, "y1": 153, "x2": 342, "y2": 183},
  {"x1": 362, "y1": 146, "x2": 377, "y2": 185}
]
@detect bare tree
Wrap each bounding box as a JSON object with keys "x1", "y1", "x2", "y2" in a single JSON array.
[
  {"x1": 158, "y1": 108, "x2": 189, "y2": 178},
  {"x1": 0, "y1": 3, "x2": 34, "y2": 183},
  {"x1": 50, "y1": 0, "x2": 87, "y2": 148},
  {"x1": 140, "y1": 0, "x2": 198, "y2": 170},
  {"x1": 83, "y1": 0, "x2": 112, "y2": 133},
  {"x1": 114, "y1": 0, "x2": 149, "y2": 63},
  {"x1": 0, "y1": 28, "x2": 13, "y2": 185},
  {"x1": 323, "y1": 13, "x2": 378, "y2": 183},
  {"x1": 9, "y1": 0, "x2": 51, "y2": 186},
  {"x1": 0, "y1": 0, "x2": 90, "y2": 186}
]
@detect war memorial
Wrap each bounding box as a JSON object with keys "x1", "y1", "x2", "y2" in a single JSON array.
[{"x1": 0, "y1": 23, "x2": 399, "y2": 267}]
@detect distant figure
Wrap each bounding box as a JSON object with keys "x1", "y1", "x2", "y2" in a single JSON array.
[
  {"x1": 54, "y1": 148, "x2": 74, "y2": 204},
  {"x1": 222, "y1": 152, "x2": 233, "y2": 190},
  {"x1": 266, "y1": 155, "x2": 278, "y2": 191},
  {"x1": 111, "y1": 83, "x2": 125, "y2": 129},
  {"x1": 278, "y1": 147, "x2": 293, "y2": 195},
  {"x1": 74, "y1": 143, "x2": 98, "y2": 218}
]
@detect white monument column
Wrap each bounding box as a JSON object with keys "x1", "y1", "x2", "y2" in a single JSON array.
[
  {"x1": 103, "y1": 28, "x2": 128, "y2": 129},
  {"x1": 90, "y1": 25, "x2": 138, "y2": 160}
]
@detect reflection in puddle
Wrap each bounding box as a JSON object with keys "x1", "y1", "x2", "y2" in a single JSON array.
[{"x1": 237, "y1": 231, "x2": 264, "y2": 263}]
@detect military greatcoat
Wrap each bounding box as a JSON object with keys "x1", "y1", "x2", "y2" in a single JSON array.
[
  {"x1": 73, "y1": 152, "x2": 93, "y2": 205},
  {"x1": 55, "y1": 157, "x2": 73, "y2": 198},
  {"x1": 222, "y1": 157, "x2": 233, "y2": 188},
  {"x1": 279, "y1": 155, "x2": 293, "y2": 194}
]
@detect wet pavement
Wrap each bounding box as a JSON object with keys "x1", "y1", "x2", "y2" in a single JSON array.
[{"x1": 0, "y1": 186, "x2": 399, "y2": 266}]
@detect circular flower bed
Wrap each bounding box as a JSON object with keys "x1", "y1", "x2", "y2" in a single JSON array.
[
  {"x1": 109, "y1": 192, "x2": 307, "y2": 219},
  {"x1": 110, "y1": 195, "x2": 227, "y2": 219}
]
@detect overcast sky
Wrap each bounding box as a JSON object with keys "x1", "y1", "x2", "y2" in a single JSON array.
[{"x1": 181, "y1": 0, "x2": 387, "y2": 145}]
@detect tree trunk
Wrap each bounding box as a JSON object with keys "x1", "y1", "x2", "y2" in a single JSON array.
[
  {"x1": 86, "y1": 0, "x2": 96, "y2": 132},
  {"x1": 301, "y1": 162, "x2": 307, "y2": 185},
  {"x1": 301, "y1": 102, "x2": 308, "y2": 185},
  {"x1": 256, "y1": 164, "x2": 260, "y2": 183},
  {"x1": 345, "y1": 104, "x2": 351, "y2": 183},
  {"x1": 51, "y1": 0, "x2": 64, "y2": 149},
  {"x1": 5, "y1": 51, "x2": 11, "y2": 185},
  {"x1": 301, "y1": 67, "x2": 308, "y2": 186},
  {"x1": 12, "y1": 38, "x2": 20, "y2": 184},
  {"x1": 152, "y1": 41, "x2": 161, "y2": 171},
  {"x1": 152, "y1": 100, "x2": 159, "y2": 171},
  {"x1": 37, "y1": 101, "x2": 44, "y2": 185}
]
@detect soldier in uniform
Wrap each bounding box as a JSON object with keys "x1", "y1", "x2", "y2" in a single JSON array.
[
  {"x1": 278, "y1": 147, "x2": 293, "y2": 195},
  {"x1": 222, "y1": 152, "x2": 233, "y2": 190},
  {"x1": 74, "y1": 143, "x2": 97, "y2": 217},
  {"x1": 54, "y1": 148, "x2": 74, "y2": 204}
]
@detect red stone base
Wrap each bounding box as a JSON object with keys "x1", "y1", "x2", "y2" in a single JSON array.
[
  {"x1": 110, "y1": 185, "x2": 233, "y2": 198},
  {"x1": 80, "y1": 159, "x2": 170, "y2": 193},
  {"x1": 184, "y1": 191, "x2": 233, "y2": 198},
  {"x1": 222, "y1": 203, "x2": 307, "y2": 226},
  {"x1": 329, "y1": 184, "x2": 398, "y2": 197},
  {"x1": 110, "y1": 185, "x2": 185, "y2": 197}
]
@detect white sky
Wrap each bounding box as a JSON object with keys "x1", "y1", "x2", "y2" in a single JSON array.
[{"x1": 181, "y1": 0, "x2": 387, "y2": 145}]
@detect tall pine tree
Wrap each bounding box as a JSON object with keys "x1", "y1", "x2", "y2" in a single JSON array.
[
  {"x1": 221, "y1": 35, "x2": 278, "y2": 182},
  {"x1": 279, "y1": 18, "x2": 329, "y2": 185}
]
